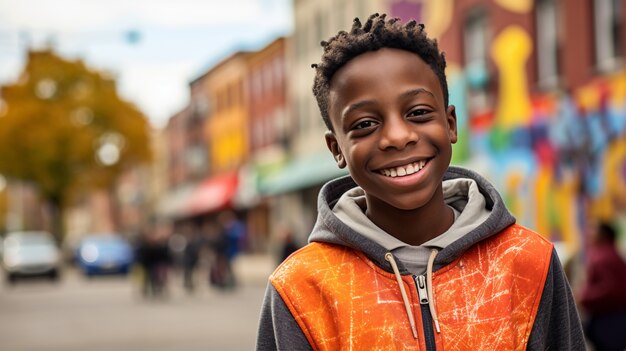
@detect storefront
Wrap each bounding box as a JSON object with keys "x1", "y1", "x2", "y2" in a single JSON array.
[{"x1": 258, "y1": 151, "x2": 349, "y2": 251}]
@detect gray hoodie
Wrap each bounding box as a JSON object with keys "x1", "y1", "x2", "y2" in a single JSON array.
[{"x1": 256, "y1": 166, "x2": 585, "y2": 350}]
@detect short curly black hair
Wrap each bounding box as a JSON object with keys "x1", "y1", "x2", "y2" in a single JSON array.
[{"x1": 311, "y1": 13, "x2": 449, "y2": 131}]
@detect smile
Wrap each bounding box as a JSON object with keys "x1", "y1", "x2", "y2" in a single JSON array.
[{"x1": 378, "y1": 159, "x2": 429, "y2": 177}]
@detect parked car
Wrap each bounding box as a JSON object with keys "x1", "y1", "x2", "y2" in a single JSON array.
[
  {"x1": 75, "y1": 234, "x2": 134, "y2": 277},
  {"x1": 1, "y1": 231, "x2": 61, "y2": 283}
]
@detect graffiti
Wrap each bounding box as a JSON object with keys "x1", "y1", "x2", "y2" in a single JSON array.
[
  {"x1": 456, "y1": 74, "x2": 626, "y2": 254},
  {"x1": 491, "y1": 26, "x2": 533, "y2": 130},
  {"x1": 450, "y1": 24, "x2": 626, "y2": 255}
]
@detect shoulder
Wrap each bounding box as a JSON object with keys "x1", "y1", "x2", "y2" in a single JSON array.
[
  {"x1": 462, "y1": 224, "x2": 554, "y2": 273},
  {"x1": 270, "y1": 242, "x2": 371, "y2": 289},
  {"x1": 271, "y1": 243, "x2": 351, "y2": 280},
  {"x1": 491, "y1": 223, "x2": 553, "y2": 250}
]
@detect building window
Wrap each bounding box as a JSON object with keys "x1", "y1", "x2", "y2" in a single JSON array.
[
  {"x1": 535, "y1": 0, "x2": 561, "y2": 89},
  {"x1": 593, "y1": 0, "x2": 624, "y2": 72},
  {"x1": 463, "y1": 9, "x2": 491, "y2": 111},
  {"x1": 185, "y1": 145, "x2": 207, "y2": 177},
  {"x1": 464, "y1": 9, "x2": 488, "y2": 77},
  {"x1": 253, "y1": 71, "x2": 262, "y2": 100},
  {"x1": 264, "y1": 63, "x2": 273, "y2": 95},
  {"x1": 273, "y1": 58, "x2": 282, "y2": 93},
  {"x1": 253, "y1": 118, "x2": 263, "y2": 149}
]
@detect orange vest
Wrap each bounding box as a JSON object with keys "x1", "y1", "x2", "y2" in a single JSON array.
[{"x1": 270, "y1": 224, "x2": 553, "y2": 350}]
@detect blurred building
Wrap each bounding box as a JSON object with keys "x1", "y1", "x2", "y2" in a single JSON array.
[
  {"x1": 158, "y1": 38, "x2": 291, "y2": 252},
  {"x1": 2, "y1": 181, "x2": 46, "y2": 234},
  {"x1": 158, "y1": 71, "x2": 213, "y2": 228},
  {"x1": 153, "y1": 0, "x2": 625, "y2": 265},
  {"x1": 244, "y1": 37, "x2": 290, "y2": 251}
]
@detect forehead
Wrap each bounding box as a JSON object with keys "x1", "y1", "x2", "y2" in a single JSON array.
[{"x1": 328, "y1": 48, "x2": 442, "y2": 117}]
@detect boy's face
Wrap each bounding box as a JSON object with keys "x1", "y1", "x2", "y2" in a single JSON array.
[{"x1": 325, "y1": 48, "x2": 457, "y2": 211}]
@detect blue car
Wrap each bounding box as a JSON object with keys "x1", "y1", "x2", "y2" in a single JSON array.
[{"x1": 76, "y1": 234, "x2": 134, "y2": 276}]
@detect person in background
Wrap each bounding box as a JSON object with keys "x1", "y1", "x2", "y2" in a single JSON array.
[
  {"x1": 182, "y1": 223, "x2": 204, "y2": 293},
  {"x1": 210, "y1": 210, "x2": 246, "y2": 289},
  {"x1": 278, "y1": 225, "x2": 300, "y2": 264},
  {"x1": 136, "y1": 224, "x2": 172, "y2": 299},
  {"x1": 579, "y1": 221, "x2": 626, "y2": 351}
]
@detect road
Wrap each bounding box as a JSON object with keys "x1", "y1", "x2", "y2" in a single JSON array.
[{"x1": 0, "y1": 254, "x2": 276, "y2": 351}]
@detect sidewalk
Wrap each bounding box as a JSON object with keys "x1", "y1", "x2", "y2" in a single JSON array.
[{"x1": 232, "y1": 253, "x2": 278, "y2": 286}]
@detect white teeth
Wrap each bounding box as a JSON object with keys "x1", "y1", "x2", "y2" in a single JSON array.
[
  {"x1": 406, "y1": 164, "x2": 415, "y2": 174},
  {"x1": 379, "y1": 160, "x2": 428, "y2": 177}
]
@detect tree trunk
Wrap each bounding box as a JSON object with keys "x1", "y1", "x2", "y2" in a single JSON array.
[
  {"x1": 48, "y1": 196, "x2": 65, "y2": 244},
  {"x1": 108, "y1": 185, "x2": 121, "y2": 233}
]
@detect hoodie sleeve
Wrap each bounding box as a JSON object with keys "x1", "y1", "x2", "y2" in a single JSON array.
[
  {"x1": 256, "y1": 282, "x2": 312, "y2": 351},
  {"x1": 527, "y1": 249, "x2": 586, "y2": 350}
]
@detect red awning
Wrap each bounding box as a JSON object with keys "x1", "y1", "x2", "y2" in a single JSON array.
[{"x1": 185, "y1": 172, "x2": 239, "y2": 216}]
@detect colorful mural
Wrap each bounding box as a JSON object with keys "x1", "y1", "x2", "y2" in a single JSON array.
[{"x1": 448, "y1": 23, "x2": 626, "y2": 256}]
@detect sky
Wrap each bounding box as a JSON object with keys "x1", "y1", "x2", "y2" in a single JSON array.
[{"x1": 0, "y1": 0, "x2": 293, "y2": 128}]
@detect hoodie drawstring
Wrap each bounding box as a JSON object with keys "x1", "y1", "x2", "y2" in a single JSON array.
[
  {"x1": 385, "y1": 252, "x2": 418, "y2": 339},
  {"x1": 426, "y1": 249, "x2": 440, "y2": 333}
]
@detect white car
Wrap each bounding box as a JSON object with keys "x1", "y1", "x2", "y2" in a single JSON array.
[{"x1": 1, "y1": 231, "x2": 61, "y2": 283}]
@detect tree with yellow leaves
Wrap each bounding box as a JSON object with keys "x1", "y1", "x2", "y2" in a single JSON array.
[{"x1": 0, "y1": 49, "x2": 152, "y2": 242}]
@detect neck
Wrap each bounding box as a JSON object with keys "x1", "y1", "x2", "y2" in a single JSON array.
[{"x1": 365, "y1": 189, "x2": 454, "y2": 246}]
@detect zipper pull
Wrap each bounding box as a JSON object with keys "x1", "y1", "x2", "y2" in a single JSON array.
[{"x1": 416, "y1": 275, "x2": 429, "y2": 304}]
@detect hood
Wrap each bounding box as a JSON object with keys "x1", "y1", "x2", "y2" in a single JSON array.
[{"x1": 308, "y1": 166, "x2": 516, "y2": 274}]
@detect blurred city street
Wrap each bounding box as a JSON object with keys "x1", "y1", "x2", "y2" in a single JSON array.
[
  {"x1": 0, "y1": 253, "x2": 275, "y2": 351},
  {"x1": 0, "y1": 0, "x2": 625, "y2": 349}
]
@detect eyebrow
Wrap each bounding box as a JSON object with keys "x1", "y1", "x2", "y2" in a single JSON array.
[
  {"x1": 341, "y1": 88, "x2": 436, "y2": 119},
  {"x1": 400, "y1": 88, "x2": 435, "y2": 100},
  {"x1": 341, "y1": 100, "x2": 376, "y2": 119}
]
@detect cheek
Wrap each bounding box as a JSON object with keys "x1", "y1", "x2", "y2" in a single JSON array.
[
  {"x1": 344, "y1": 144, "x2": 372, "y2": 174},
  {"x1": 424, "y1": 125, "x2": 453, "y2": 145}
]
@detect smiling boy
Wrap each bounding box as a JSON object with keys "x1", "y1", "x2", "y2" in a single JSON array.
[{"x1": 257, "y1": 14, "x2": 584, "y2": 350}]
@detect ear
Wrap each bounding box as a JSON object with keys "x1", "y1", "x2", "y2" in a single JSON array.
[
  {"x1": 446, "y1": 105, "x2": 458, "y2": 144},
  {"x1": 325, "y1": 131, "x2": 346, "y2": 168}
]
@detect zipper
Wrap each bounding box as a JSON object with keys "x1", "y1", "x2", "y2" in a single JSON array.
[{"x1": 415, "y1": 275, "x2": 436, "y2": 350}]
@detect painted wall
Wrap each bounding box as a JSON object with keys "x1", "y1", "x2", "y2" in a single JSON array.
[{"x1": 389, "y1": 0, "x2": 626, "y2": 256}]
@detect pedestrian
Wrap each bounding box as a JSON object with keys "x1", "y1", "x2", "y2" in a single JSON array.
[
  {"x1": 136, "y1": 225, "x2": 171, "y2": 299},
  {"x1": 256, "y1": 13, "x2": 585, "y2": 350},
  {"x1": 579, "y1": 221, "x2": 626, "y2": 351},
  {"x1": 277, "y1": 225, "x2": 299, "y2": 264},
  {"x1": 182, "y1": 224, "x2": 204, "y2": 293},
  {"x1": 210, "y1": 211, "x2": 245, "y2": 289}
]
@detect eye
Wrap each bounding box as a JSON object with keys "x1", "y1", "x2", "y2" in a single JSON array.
[
  {"x1": 407, "y1": 108, "x2": 431, "y2": 118},
  {"x1": 407, "y1": 107, "x2": 432, "y2": 122},
  {"x1": 352, "y1": 119, "x2": 378, "y2": 130}
]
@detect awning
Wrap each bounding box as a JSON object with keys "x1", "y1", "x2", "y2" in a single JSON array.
[
  {"x1": 185, "y1": 172, "x2": 239, "y2": 216},
  {"x1": 259, "y1": 151, "x2": 349, "y2": 195}
]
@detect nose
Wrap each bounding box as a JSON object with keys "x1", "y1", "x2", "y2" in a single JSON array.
[{"x1": 378, "y1": 116, "x2": 418, "y2": 150}]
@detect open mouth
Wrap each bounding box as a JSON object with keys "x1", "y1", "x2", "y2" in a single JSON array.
[{"x1": 378, "y1": 159, "x2": 430, "y2": 177}]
